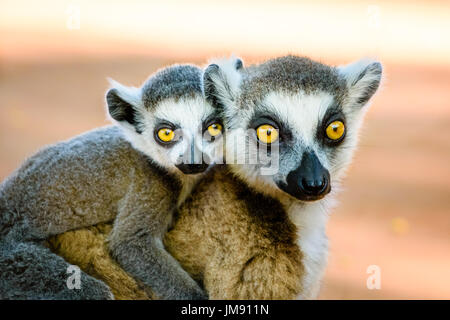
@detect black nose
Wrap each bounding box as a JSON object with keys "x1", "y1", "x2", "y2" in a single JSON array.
[
  {"x1": 278, "y1": 151, "x2": 331, "y2": 201},
  {"x1": 175, "y1": 162, "x2": 209, "y2": 174},
  {"x1": 176, "y1": 142, "x2": 212, "y2": 174},
  {"x1": 300, "y1": 177, "x2": 329, "y2": 196}
]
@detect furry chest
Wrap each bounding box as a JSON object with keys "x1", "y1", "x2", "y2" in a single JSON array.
[{"x1": 286, "y1": 202, "x2": 330, "y2": 299}]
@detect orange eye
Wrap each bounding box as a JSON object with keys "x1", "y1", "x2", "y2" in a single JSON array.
[
  {"x1": 207, "y1": 123, "x2": 222, "y2": 137},
  {"x1": 326, "y1": 121, "x2": 345, "y2": 141},
  {"x1": 256, "y1": 124, "x2": 279, "y2": 144},
  {"x1": 157, "y1": 128, "x2": 175, "y2": 142}
]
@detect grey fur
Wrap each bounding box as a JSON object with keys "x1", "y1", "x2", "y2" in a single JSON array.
[
  {"x1": 198, "y1": 56, "x2": 382, "y2": 298},
  {"x1": 0, "y1": 64, "x2": 214, "y2": 300},
  {"x1": 142, "y1": 65, "x2": 203, "y2": 110},
  {"x1": 238, "y1": 55, "x2": 347, "y2": 110},
  {"x1": 0, "y1": 238, "x2": 113, "y2": 300},
  {"x1": 204, "y1": 56, "x2": 382, "y2": 181}
]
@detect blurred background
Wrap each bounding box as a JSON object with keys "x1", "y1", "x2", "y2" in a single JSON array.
[{"x1": 1, "y1": 0, "x2": 449, "y2": 299}]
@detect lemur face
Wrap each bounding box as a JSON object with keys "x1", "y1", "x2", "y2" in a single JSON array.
[
  {"x1": 107, "y1": 65, "x2": 223, "y2": 175},
  {"x1": 204, "y1": 56, "x2": 382, "y2": 202}
]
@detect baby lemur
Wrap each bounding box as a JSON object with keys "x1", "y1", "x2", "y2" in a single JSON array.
[
  {"x1": 47, "y1": 55, "x2": 382, "y2": 300},
  {"x1": 0, "y1": 64, "x2": 225, "y2": 299}
]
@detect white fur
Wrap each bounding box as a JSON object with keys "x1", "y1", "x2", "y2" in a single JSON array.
[
  {"x1": 207, "y1": 56, "x2": 243, "y2": 94},
  {"x1": 282, "y1": 195, "x2": 336, "y2": 299},
  {"x1": 226, "y1": 91, "x2": 343, "y2": 299},
  {"x1": 206, "y1": 56, "x2": 243, "y2": 120},
  {"x1": 228, "y1": 91, "x2": 337, "y2": 197},
  {"x1": 264, "y1": 91, "x2": 334, "y2": 166},
  {"x1": 107, "y1": 78, "x2": 142, "y2": 108},
  {"x1": 108, "y1": 88, "x2": 223, "y2": 213},
  {"x1": 106, "y1": 79, "x2": 147, "y2": 147},
  {"x1": 107, "y1": 82, "x2": 222, "y2": 179},
  {"x1": 143, "y1": 97, "x2": 217, "y2": 169},
  {"x1": 209, "y1": 57, "x2": 382, "y2": 300},
  {"x1": 338, "y1": 58, "x2": 383, "y2": 110},
  {"x1": 225, "y1": 88, "x2": 376, "y2": 299}
]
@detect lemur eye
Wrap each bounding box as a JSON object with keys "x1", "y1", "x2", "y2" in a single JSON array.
[
  {"x1": 326, "y1": 121, "x2": 345, "y2": 141},
  {"x1": 207, "y1": 123, "x2": 222, "y2": 137},
  {"x1": 157, "y1": 128, "x2": 175, "y2": 142},
  {"x1": 256, "y1": 124, "x2": 279, "y2": 144}
]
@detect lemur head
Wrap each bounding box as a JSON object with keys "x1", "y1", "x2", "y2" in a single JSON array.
[
  {"x1": 106, "y1": 64, "x2": 224, "y2": 175},
  {"x1": 204, "y1": 55, "x2": 382, "y2": 202}
]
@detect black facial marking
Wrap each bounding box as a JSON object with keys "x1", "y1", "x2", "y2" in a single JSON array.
[
  {"x1": 153, "y1": 121, "x2": 180, "y2": 147},
  {"x1": 250, "y1": 116, "x2": 279, "y2": 131},
  {"x1": 235, "y1": 59, "x2": 244, "y2": 70},
  {"x1": 202, "y1": 116, "x2": 224, "y2": 142},
  {"x1": 202, "y1": 113, "x2": 223, "y2": 132},
  {"x1": 316, "y1": 106, "x2": 346, "y2": 146},
  {"x1": 155, "y1": 119, "x2": 178, "y2": 129},
  {"x1": 106, "y1": 89, "x2": 142, "y2": 134},
  {"x1": 202, "y1": 120, "x2": 224, "y2": 142},
  {"x1": 249, "y1": 110, "x2": 293, "y2": 143},
  {"x1": 277, "y1": 151, "x2": 331, "y2": 201},
  {"x1": 176, "y1": 162, "x2": 209, "y2": 175}
]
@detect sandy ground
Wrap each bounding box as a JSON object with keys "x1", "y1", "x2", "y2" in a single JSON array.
[{"x1": 0, "y1": 57, "x2": 449, "y2": 299}]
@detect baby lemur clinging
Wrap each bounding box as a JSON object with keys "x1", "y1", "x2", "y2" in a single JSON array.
[
  {"x1": 0, "y1": 64, "x2": 224, "y2": 299},
  {"x1": 48, "y1": 55, "x2": 382, "y2": 300}
]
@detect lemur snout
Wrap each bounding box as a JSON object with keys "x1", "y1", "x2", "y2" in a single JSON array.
[
  {"x1": 300, "y1": 176, "x2": 329, "y2": 197},
  {"x1": 176, "y1": 162, "x2": 209, "y2": 174},
  {"x1": 176, "y1": 150, "x2": 211, "y2": 174},
  {"x1": 175, "y1": 141, "x2": 212, "y2": 174},
  {"x1": 280, "y1": 151, "x2": 331, "y2": 201}
]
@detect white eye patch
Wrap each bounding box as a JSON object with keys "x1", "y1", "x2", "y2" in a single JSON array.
[{"x1": 133, "y1": 96, "x2": 222, "y2": 169}]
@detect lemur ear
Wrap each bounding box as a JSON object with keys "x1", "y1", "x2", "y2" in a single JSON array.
[
  {"x1": 106, "y1": 79, "x2": 143, "y2": 134},
  {"x1": 338, "y1": 59, "x2": 382, "y2": 108},
  {"x1": 203, "y1": 57, "x2": 244, "y2": 110}
]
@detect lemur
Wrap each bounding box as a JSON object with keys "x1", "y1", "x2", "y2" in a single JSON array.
[
  {"x1": 164, "y1": 55, "x2": 383, "y2": 299},
  {"x1": 0, "y1": 64, "x2": 225, "y2": 299},
  {"x1": 43, "y1": 55, "x2": 382, "y2": 300}
]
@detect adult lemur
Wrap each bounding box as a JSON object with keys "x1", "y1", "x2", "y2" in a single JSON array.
[
  {"x1": 43, "y1": 55, "x2": 382, "y2": 299},
  {"x1": 165, "y1": 55, "x2": 382, "y2": 299},
  {"x1": 0, "y1": 64, "x2": 224, "y2": 299}
]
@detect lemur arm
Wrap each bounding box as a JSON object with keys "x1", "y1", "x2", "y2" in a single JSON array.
[{"x1": 108, "y1": 188, "x2": 207, "y2": 300}]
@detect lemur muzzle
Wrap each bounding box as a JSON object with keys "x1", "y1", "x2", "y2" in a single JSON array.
[
  {"x1": 175, "y1": 141, "x2": 211, "y2": 174},
  {"x1": 282, "y1": 151, "x2": 331, "y2": 201}
]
